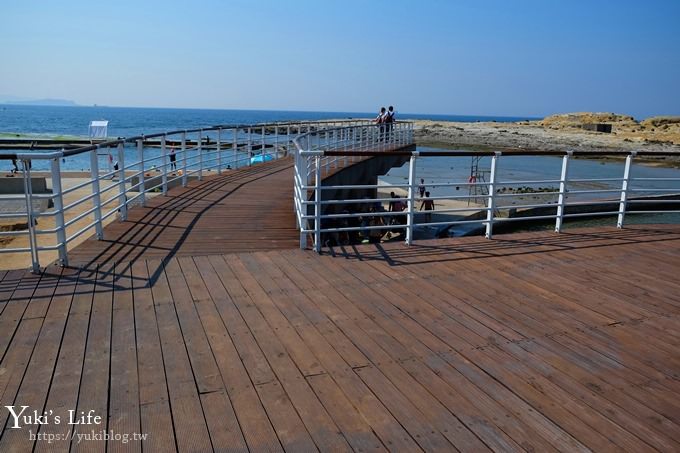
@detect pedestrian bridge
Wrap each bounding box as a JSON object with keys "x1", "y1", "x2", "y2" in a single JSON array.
[{"x1": 0, "y1": 120, "x2": 679, "y2": 451}]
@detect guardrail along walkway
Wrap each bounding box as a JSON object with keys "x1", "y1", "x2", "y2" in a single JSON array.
[
  {"x1": 66, "y1": 157, "x2": 298, "y2": 267},
  {"x1": 0, "y1": 224, "x2": 679, "y2": 451}
]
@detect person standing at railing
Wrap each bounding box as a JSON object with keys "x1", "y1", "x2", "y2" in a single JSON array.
[
  {"x1": 169, "y1": 146, "x2": 177, "y2": 171},
  {"x1": 384, "y1": 106, "x2": 395, "y2": 140},
  {"x1": 374, "y1": 107, "x2": 386, "y2": 141}
]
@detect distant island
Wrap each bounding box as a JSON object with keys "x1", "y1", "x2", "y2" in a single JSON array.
[{"x1": 0, "y1": 98, "x2": 79, "y2": 107}]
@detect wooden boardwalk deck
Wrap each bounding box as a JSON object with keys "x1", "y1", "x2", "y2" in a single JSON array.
[
  {"x1": 67, "y1": 157, "x2": 300, "y2": 267},
  {"x1": 1, "y1": 222, "x2": 679, "y2": 451}
]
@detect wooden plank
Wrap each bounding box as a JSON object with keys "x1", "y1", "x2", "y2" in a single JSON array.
[
  {"x1": 131, "y1": 260, "x2": 176, "y2": 452},
  {"x1": 149, "y1": 259, "x2": 213, "y2": 452},
  {"x1": 0, "y1": 266, "x2": 74, "y2": 452},
  {"x1": 0, "y1": 270, "x2": 27, "y2": 318},
  {"x1": 107, "y1": 262, "x2": 141, "y2": 453},
  {"x1": 192, "y1": 290, "x2": 279, "y2": 452},
  {"x1": 70, "y1": 264, "x2": 114, "y2": 453},
  {"x1": 0, "y1": 269, "x2": 56, "y2": 437},
  {"x1": 505, "y1": 338, "x2": 680, "y2": 452},
  {"x1": 194, "y1": 255, "x2": 306, "y2": 452},
  {"x1": 223, "y1": 256, "x2": 351, "y2": 451},
  {"x1": 0, "y1": 270, "x2": 43, "y2": 360},
  {"x1": 303, "y1": 251, "x2": 581, "y2": 452},
  {"x1": 277, "y1": 251, "x2": 545, "y2": 452},
  {"x1": 33, "y1": 266, "x2": 96, "y2": 453},
  {"x1": 167, "y1": 257, "x2": 249, "y2": 451}
]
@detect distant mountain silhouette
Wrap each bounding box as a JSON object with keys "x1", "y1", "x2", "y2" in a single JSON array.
[{"x1": 1, "y1": 98, "x2": 79, "y2": 106}]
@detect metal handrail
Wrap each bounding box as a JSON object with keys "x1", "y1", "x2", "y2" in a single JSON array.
[
  {"x1": 0, "y1": 119, "x2": 371, "y2": 271},
  {"x1": 292, "y1": 135, "x2": 680, "y2": 252}
]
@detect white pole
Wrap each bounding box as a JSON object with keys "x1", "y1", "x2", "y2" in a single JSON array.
[
  {"x1": 90, "y1": 149, "x2": 104, "y2": 240},
  {"x1": 21, "y1": 160, "x2": 40, "y2": 272},
  {"x1": 232, "y1": 128, "x2": 237, "y2": 169},
  {"x1": 161, "y1": 135, "x2": 168, "y2": 195},
  {"x1": 262, "y1": 125, "x2": 266, "y2": 160},
  {"x1": 406, "y1": 153, "x2": 418, "y2": 245},
  {"x1": 117, "y1": 143, "x2": 127, "y2": 221},
  {"x1": 617, "y1": 152, "x2": 636, "y2": 228},
  {"x1": 198, "y1": 129, "x2": 203, "y2": 181},
  {"x1": 217, "y1": 128, "x2": 222, "y2": 174},
  {"x1": 314, "y1": 155, "x2": 322, "y2": 252},
  {"x1": 485, "y1": 152, "x2": 500, "y2": 239},
  {"x1": 247, "y1": 127, "x2": 252, "y2": 166},
  {"x1": 555, "y1": 152, "x2": 571, "y2": 232},
  {"x1": 181, "y1": 132, "x2": 187, "y2": 187},
  {"x1": 51, "y1": 156, "x2": 68, "y2": 266},
  {"x1": 137, "y1": 138, "x2": 146, "y2": 205}
]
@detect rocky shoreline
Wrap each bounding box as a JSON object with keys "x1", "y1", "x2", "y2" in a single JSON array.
[{"x1": 412, "y1": 113, "x2": 680, "y2": 165}]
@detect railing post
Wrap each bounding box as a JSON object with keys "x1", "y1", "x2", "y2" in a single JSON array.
[
  {"x1": 485, "y1": 152, "x2": 500, "y2": 239},
  {"x1": 261, "y1": 125, "x2": 266, "y2": 159},
  {"x1": 181, "y1": 132, "x2": 188, "y2": 187},
  {"x1": 299, "y1": 156, "x2": 308, "y2": 250},
  {"x1": 555, "y1": 151, "x2": 571, "y2": 233},
  {"x1": 197, "y1": 130, "x2": 203, "y2": 181},
  {"x1": 406, "y1": 152, "x2": 418, "y2": 245},
  {"x1": 217, "y1": 128, "x2": 222, "y2": 174},
  {"x1": 274, "y1": 125, "x2": 279, "y2": 158},
  {"x1": 161, "y1": 135, "x2": 168, "y2": 195},
  {"x1": 137, "y1": 138, "x2": 146, "y2": 205},
  {"x1": 232, "y1": 128, "x2": 238, "y2": 168},
  {"x1": 617, "y1": 151, "x2": 636, "y2": 228},
  {"x1": 90, "y1": 149, "x2": 104, "y2": 240},
  {"x1": 247, "y1": 127, "x2": 252, "y2": 166},
  {"x1": 50, "y1": 157, "x2": 68, "y2": 266},
  {"x1": 21, "y1": 160, "x2": 40, "y2": 273},
  {"x1": 117, "y1": 143, "x2": 127, "y2": 221},
  {"x1": 314, "y1": 155, "x2": 322, "y2": 252},
  {"x1": 286, "y1": 125, "x2": 291, "y2": 157}
]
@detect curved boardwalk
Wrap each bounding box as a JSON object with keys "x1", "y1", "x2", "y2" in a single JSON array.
[
  {"x1": 0, "y1": 151, "x2": 679, "y2": 451},
  {"x1": 67, "y1": 157, "x2": 299, "y2": 268}
]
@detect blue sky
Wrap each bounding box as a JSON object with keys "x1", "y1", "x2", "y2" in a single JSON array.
[{"x1": 1, "y1": 0, "x2": 679, "y2": 118}]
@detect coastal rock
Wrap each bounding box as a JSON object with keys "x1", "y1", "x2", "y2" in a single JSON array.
[{"x1": 412, "y1": 112, "x2": 680, "y2": 161}]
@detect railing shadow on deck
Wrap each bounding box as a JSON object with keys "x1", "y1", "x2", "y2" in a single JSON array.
[
  {"x1": 5, "y1": 224, "x2": 680, "y2": 304},
  {"x1": 32, "y1": 159, "x2": 295, "y2": 293},
  {"x1": 323, "y1": 225, "x2": 680, "y2": 267}
]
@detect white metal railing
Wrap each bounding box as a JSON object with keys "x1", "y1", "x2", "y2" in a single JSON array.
[
  {"x1": 293, "y1": 143, "x2": 680, "y2": 252},
  {"x1": 292, "y1": 121, "x2": 415, "y2": 249},
  {"x1": 0, "y1": 119, "x2": 373, "y2": 271}
]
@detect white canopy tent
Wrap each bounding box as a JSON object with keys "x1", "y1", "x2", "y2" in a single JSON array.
[
  {"x1": 89, "y1": 120, "x2": 109, "y2": 140},
  {"x1": 89, "y1": 120, "x2": 112, "y2": 175}
]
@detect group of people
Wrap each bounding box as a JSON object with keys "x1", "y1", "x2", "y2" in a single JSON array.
[
  {"x1": 322, "y1": 182, "x2": 437, "y2": 247},
  {"x1": 374, "y1": 106, "x2": 396, "y2": 139}
]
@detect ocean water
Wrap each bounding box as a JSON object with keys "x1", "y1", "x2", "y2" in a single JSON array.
[
  {"x1": 0, "y1": 104, "x2": 535, "y2": 138},
  {"x1": 0, "y1": 105, "x2": 537, "y2": 172}
]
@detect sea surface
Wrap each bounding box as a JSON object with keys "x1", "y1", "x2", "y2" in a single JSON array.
[{"x1": 0, "y1": 104, "x2": 535, "y2": 139}]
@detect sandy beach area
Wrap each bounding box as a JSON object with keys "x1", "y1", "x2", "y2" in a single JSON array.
[{"x1": 0, "y1": 170, "x2": 219, "y2": 270}]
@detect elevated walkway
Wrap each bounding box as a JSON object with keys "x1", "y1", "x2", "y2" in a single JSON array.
[{"x1": 67, "y1": 157, "x2": 298, "y2": 267}]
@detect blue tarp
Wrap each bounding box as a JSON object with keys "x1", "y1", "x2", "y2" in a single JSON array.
[{"x1": 250, "y1": 154, "x2": 274, "y2": 164}]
